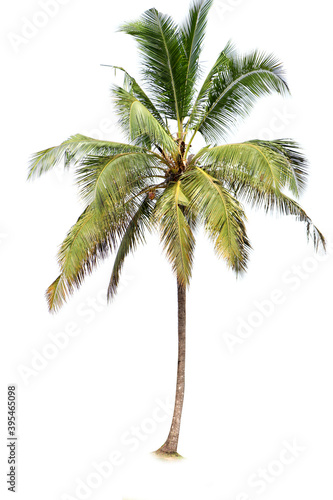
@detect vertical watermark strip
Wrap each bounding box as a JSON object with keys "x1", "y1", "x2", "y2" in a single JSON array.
[{"x1": 7, "y1": 385, "x2": 17, "y2": 492}]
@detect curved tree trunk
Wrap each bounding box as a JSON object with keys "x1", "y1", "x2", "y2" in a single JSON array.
[{"x1": 156, "y1": 278, "x2": 186, "y2": 456}]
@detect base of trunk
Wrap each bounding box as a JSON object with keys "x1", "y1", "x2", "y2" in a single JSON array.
[{"x1": 151, "y1": 448, "x2": 184, "y2": 460}]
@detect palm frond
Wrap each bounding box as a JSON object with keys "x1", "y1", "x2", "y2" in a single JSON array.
[
  {"x1": 186, "y1": 40, "x2": 235, "y2": 133},
  {"x1": 191, "y1": 50, "x2": 289, "y2": 142},
  {"x1": 261, "y1": 139, "x2": 308, "y2": 196},
  {"x1": 198, "y1": 139, "x2": 308, "y2": 197},
  {"x1": 107, "y1": 196, "x2": 155, "y2": 301},
  {"x1": 75, "y1": 151, "x2": 158, "y2": 211},
  {"x1": 182, "y1": 167, "x2": 251, "y2": 274},
  {"x1": 107, "y1": 65, "x2": 169, "y2": 130},
  {"x1": 112, "y1": 86, "x2": 178, "y2": 153},
  {"x1": 180, "y1": 0, "x2": 213, "y2": 113},
  {"x1": 154, "y1": 181, "x2": 195, "y2": 286},
  {"x1": 269, "y1": 195, "x2": 326, "y2": 251},
  {"x1": 46, "y1": 202, "x2": 131, "y2": 312},
  {"x1": 27, "y1": 134, "x2": 144, "y2": 180},
  {"x1": 220, "y1": 176, "x2": 325, "y2": 251},
  {"x1": 119, "y1": 8, "x2": 188, "y2": 125},
  {"x1": 46, "y1": 276, "x2": 68, "y2": 314}
]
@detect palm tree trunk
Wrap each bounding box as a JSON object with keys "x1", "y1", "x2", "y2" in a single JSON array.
[{"x1": 156, "y1": 277, "x2": 186, "y2": 455}]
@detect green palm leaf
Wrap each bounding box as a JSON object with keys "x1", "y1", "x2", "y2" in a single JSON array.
[
  {"x1": 180, "y1": 0, "x2": 213, "y2": 112},
  {"x1": 269, "y1": 194, "x2": 326, "y2": 250},
  {"x1": 119, "y1": 8, "x2": 187, "y2": 128},
  {"x1": 182, "y1": 167, "x2": 251, "y2": 273},
  {"x1": 112, "y1": 86, "x2": 178, "y2": 154},
  {"x1": 198, "y1": 139, "x2": 308, "y2": 197},
  {"x1": 105, "y1": 65, "x2": 168, "y2": 130},
  {"x1": 76, "y1": 151, "x2": 158, "y2": 211},
  {"x1": 154, "y1": 181, "x2": 195, "y2": 286},
  {"x1": 46, "y1": 203, "x2": 129, "y2": 312},
  {"x1": 27, "y1": 134, "x2": 144, "y2": 180},
  {"x1": 107, "y1": 196, "x2": 155, "y2": 301},
  {"x1": 222, "y1": 177, "x2": 325, "y2": 251},
  {"x1": 185, "y1": 41, "x2": 234, "y2": 135},
  {"x1": 190, "y1": 50, "x2": 289, "y2": 142}
]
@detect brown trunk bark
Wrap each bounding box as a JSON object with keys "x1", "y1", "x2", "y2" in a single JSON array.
[{"x1": 156, "y1": 278, "x2": 186, "y2": 455}]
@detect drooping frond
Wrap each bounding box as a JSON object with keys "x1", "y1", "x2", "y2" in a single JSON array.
[
  {"x1": 112, "y1": 86, "x2": 178, "y2": 153},
  {"x1": 190, "y1": 50, "x2": 289, "y2": 142},
  {"x1": 219, "y1": 175, "x2": 325, "y2": 251},
  {"x1": 154, "y1": 181, "x2": 195, "y2": 286},
  {"x1": 180, "y1": 0, "x2": 213, "y2": 112},
  {"x1": 46, "y1": 276, "x2": 68, "y2": 314},
  {"x1": 266, "y1": 194, "x2": 326, "y2": 251},
  {"x1": 107, "y1": 196, "x2": 155, "y2": 301},
  {"x1": 75, "y1": 151, "x2": 158, "y2": 211},
  {"x1": 198, "y1": 139, "x2": 308, "y2": 197},
  {"x1": 27, "y1": 134, "x2": 144, "y2": 180},
  {"x1": 182, "y1": 167, "x2": 251, "y2": 274},
  {"x1": 46, "y1": 202, "x2": 132, "y2": 312},
  {"x1": 261, "y1": 139, "x2": 308, "y2": 196},
  {"x1": 119, "y1": 8, "x2": 187, "y2": 124}
]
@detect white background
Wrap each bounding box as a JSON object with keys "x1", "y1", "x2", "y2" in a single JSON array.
[{"x1": 1, "y1": 0, "x2": 332, "y2": 499}]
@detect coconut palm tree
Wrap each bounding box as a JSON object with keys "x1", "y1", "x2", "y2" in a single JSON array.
[{"x1": 28, "y1": 0, "x2": 325, "y2": 458}]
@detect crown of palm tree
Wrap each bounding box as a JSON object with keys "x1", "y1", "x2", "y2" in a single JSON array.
[{"x1": 28, "y1": 0, "x2": 325, "y2": 313}]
